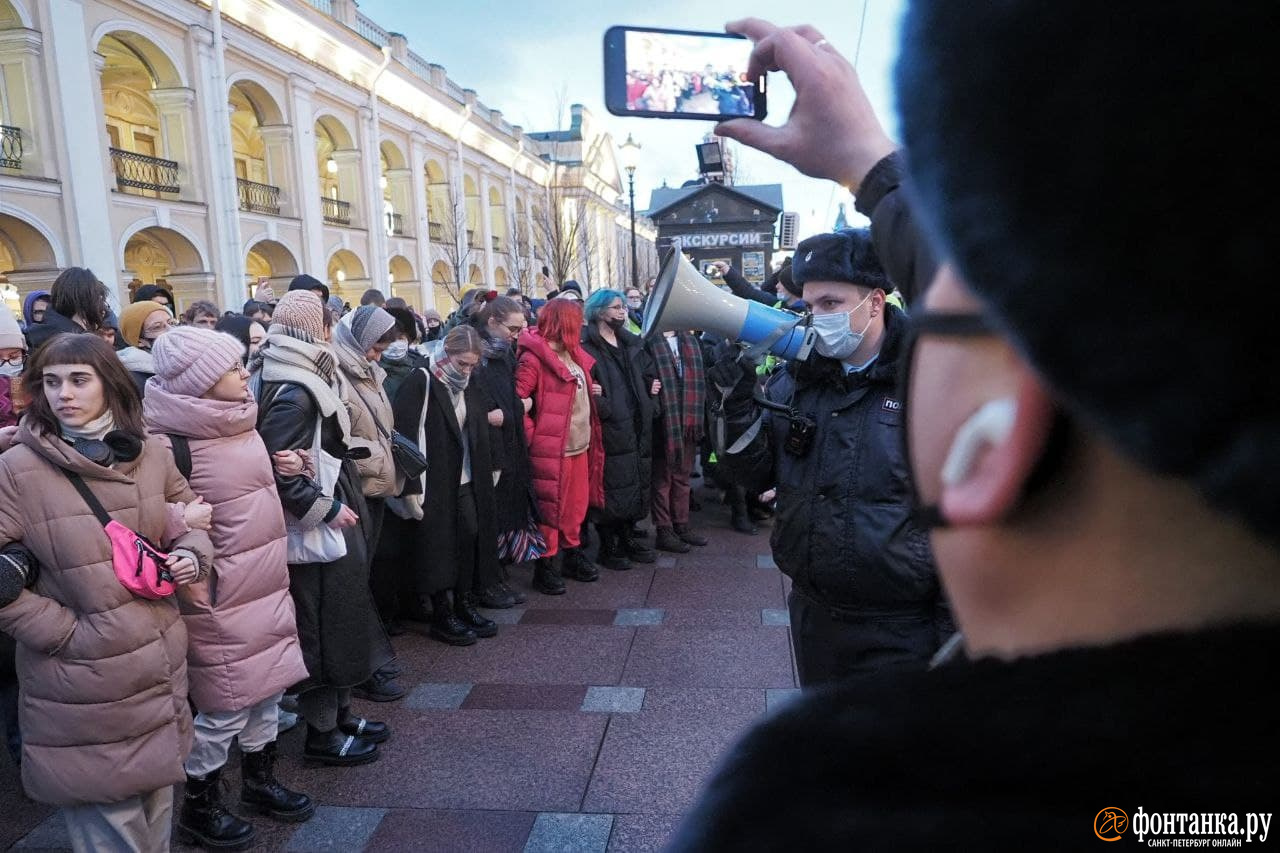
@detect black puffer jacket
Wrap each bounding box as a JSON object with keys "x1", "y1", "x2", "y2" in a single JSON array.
[
  {"x1": 580, "y1": 325, "x2": 656, "y2": 524},
  {"x1": 255, "y1": 379, "x2": 390, "y2": 689},
  {"x1": 720, "y1": 306, "x2": 940, "y2": 611}
]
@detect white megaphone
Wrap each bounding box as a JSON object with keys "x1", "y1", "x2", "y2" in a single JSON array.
[{"x1": 642, "y1": 248, "x2": 815, "y2": 360}]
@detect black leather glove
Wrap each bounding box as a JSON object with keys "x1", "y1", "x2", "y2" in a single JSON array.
[
  {"x1": 707, "y1": 346, "x2": 760, "y2": 397},
  {"x1": 0, "y1": 544, "x2": 39, "y2": 608}
]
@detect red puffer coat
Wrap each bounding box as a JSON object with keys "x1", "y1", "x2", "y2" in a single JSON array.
[{"x1": 514, "y1": 329, "x2": 605, "y2": 529}]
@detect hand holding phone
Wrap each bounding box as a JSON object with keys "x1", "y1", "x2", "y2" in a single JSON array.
[
  {"x1": 604, "y1": 26, "x2": 766, "y2": 121},
  {"x1": 713, "y1": 18, "x2": 895, "y2": 192}
]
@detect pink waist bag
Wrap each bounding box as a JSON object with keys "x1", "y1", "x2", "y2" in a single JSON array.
[{"x1": 61, "y1": 468, "x2": 176, "y2": 600}]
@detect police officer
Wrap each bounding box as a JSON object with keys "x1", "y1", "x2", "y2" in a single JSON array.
[{"x1": 711, "y1": 228, "x2": 951, "y2": 686}]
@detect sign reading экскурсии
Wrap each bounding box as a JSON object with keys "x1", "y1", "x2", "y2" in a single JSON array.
[{"x1": 671, "y1": 232, "x2": 773, "y2": 249}]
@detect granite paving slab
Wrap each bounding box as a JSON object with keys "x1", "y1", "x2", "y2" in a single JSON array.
[
  {"x1": 621, "y1": 627, "x2": 795, "y2": 689},
  {"x1": 645, "y1": 566, "x2": 785, "y2": 610}
]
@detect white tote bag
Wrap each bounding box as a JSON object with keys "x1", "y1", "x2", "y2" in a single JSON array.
[{"x1": 285, "y1": 413, "x2": 349, "y2": 564}]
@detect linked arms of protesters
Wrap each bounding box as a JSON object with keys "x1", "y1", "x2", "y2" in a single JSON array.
[{"x1": 717, "y1": 18, "x2": 938, "y2": 304}]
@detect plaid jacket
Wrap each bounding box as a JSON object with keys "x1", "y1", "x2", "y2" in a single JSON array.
[{"x1": 648, "y1": 331, "x2": 705, "y2": 461}]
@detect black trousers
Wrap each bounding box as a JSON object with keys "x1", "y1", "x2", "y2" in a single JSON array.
[
  {"x1": 371, "y1": 511, "x2": 417, "y2": 621},
  {"x1": 787, "y1": 587, "x2": 943, "y2": 688}
]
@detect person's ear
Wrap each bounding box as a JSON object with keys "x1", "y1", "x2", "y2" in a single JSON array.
[{"x1": 937, "y1": 367, "x2": 1056, "y2": 526}]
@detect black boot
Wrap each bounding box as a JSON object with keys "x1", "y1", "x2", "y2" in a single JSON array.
[
  {"x1": 303, "y1": 724, "x2": 379, "y2": 766},
  {"x1": 352, "y1": 665, "x2": 406, "y2": 703},
  {"x1": 500, "y1": 564, "x2": 527, "y2": 604},
  {"x1": 240, "y1": 741, "x2": 314, "y2": 823},
  {"x1": 674, "y1": 523, "x2": 709, "y2": 546},
  {"x1": 598, "y1": 527, "x2": 633, "y2": 571},
  {"x1": 533, "y1": 553, "x2": 566, "y2": 595},
  {"x1": 177, "y1": 768, "x2": 257, "y2": 850},
  {"x1": 455, "y1": 592, "x2": 498, "y2": 638},
  {"x1": 655, "y1": 526, "x2": 691, "y2": 553},
  {"x1": 428, "y1": 592, "x2": 477, "y2": 646},
  {"x1": 620, "y1": 527, "x2": 657, "y2": 563},
  {"x1": 478, "y1": 583, "x2": 518, "y2": 609},
  {"x1": 338, "y1": 705, "x2": 391, "y2": 744},
  {"x1": 563, "y1": 547, "x2": 599, "y2": 582}
]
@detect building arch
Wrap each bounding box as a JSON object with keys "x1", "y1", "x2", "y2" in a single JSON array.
[
  {"x1": 91, "y1": 24, "x2": 186, "y2": 89},
  {"x1": 488, "y1": 185, "x2": 506, "y2": 252},
  {"x1": 379, "y1": 139, "x2": 407, "y2": 171},
  {"x1": 224, "y1": 73, "x2": 287, "y2": 125},
  {"x1": 122, "y1": 226, "x2": 207, "y2": 295},
  {"x1": 0, "y1": 208, "x2": 66, "y2": 270},
  {"x1": 493, "y1": 266, "x2": 508, "y2": 289},
  {"x1": 468, "y1": 263, "x2": 483, "y2": 284},
  {"x1": 388, "y1": 254, "x2": 414, "y2": 285},
  {"x1": 245, "y1": 238, "x2": 298, "y2": 277},
  {"x1": 229, "y1": 80, "x2": 289, "y2": 204},
  {"x1": 0, "y1": 0, "x2": 31, "y2": 29},
  {"x1": 118, "y1": 218, "x2": 209, "y2": 275},
  {"x1": 463, "y1": 175, "x2": 480, "y2": 245},
  {"x1": 326, "y1": 248, "x2": 365, "y2": 288}
]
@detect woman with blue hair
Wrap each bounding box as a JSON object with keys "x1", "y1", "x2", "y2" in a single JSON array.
[{"x1": 579, "y1": 289, "x2": 660, "y2": 570}]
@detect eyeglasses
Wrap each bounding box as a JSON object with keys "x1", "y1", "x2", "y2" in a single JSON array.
[
  {"x1": 899, "y1": 311, "x2": 997, "y2": 529},
  {"x1": 0, "y1": 356, "x2": 24, "y2": 367},
  {"x1": 502, "y1": 323, "x2": 526, "y2": 335}
]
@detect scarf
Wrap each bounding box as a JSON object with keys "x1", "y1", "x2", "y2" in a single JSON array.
[
  {"x1": 481, "y1": 328, "x2": 512, "y2": 364},
  {"x1": 61, "y1": 409, "x2": 116, "y2": 442},
  {"x1": 650, "y1": 331, "x2": 705, "y2": 460},
  {"x1": 255, "y1": 331, "x2": 351, "y2": 440},
  {"x1": 431, "y1": 351, "x2": 470, "y2": 395}
]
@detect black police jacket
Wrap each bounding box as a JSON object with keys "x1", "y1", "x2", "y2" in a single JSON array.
[{"x1": 720, "y1": 305, "x2": 941, "y2": 612}]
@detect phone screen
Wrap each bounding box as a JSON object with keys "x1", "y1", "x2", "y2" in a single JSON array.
[{"x1": 604, "y1": 26, "x2": 765, "y2": 121}]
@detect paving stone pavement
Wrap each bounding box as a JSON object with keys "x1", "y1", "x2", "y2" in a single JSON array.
[{"x1": 0, "y1": 489, "x2": 798, "y2": 852}]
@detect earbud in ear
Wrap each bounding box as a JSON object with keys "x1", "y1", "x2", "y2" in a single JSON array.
[{"x1": 940, "y1": 397, "x2": 1017, "y2": 486}]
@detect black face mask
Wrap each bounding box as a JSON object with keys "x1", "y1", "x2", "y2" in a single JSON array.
[{"x1": 605, "y1": 316, "x2": 626, "y2": 331}]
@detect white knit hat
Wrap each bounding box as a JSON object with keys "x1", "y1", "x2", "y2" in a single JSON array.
[
  {"x1": 0, "y1": 306, "x2": 25, "y2": 351},
  {"x1": 152, "y1": 326, "x2": 244, "y2": 397}
]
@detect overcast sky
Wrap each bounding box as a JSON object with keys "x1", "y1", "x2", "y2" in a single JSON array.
[{"x1": 355, "y1": 0, "x2": 906, "y2": 238}]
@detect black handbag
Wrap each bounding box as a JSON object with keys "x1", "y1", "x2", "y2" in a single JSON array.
[{"x1": 389, "y1": 429, "x2": 428, "y2": 479}]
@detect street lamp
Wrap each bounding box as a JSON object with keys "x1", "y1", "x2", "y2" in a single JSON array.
[{"x1": 618, "y1": 133, "x2": 642, "y2": 291}]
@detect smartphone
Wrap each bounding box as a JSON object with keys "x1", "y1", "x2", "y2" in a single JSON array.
[{"x1": 603, "y1": 25, "x2": 766, "y2": 121}]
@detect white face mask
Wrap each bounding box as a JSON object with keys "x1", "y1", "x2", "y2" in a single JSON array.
[
  {"x1": 383, "y1": 340, "x2": 410, "y2": 361},
  {"x1": 627, "y1": 298, "x2": 643, "y2": 310},
  {"x1": 0, "y1": 361, "x2": 23, "y2": 378},
  {"x1": 811, "y1": 292, "x2": 873, "y2": 360}
]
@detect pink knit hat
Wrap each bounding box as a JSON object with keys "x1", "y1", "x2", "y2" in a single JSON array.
[
  {"x1": 151, "y1": 326, "x2": 245, "y2": 397},
  {"x1": 270, "y1": 289, "x2": 326, "y2": 341}
]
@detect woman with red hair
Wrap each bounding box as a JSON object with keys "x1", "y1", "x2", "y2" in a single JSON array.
[{"x1": 515, "y1": 299, "x2": 604, "y2": 594}]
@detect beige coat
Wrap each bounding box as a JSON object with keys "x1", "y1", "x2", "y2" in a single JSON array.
[
  {"x1": 0, "y1": 424, "x2": 213, "y2": 806},
  {"x1": 335, "y1": 346, "x2": 400, "y2": 499}
]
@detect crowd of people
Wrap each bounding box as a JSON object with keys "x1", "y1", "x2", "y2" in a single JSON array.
[
  {"x1": 625, "y1": 66, "x2": 754, "y2": 115},
  {"x1": 0, "y1": 262, "x2": 773, "y2": 851}
]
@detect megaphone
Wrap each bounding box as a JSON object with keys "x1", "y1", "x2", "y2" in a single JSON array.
[{"x1": 642, "y1": 248, "x2": 814, "y2": 360}]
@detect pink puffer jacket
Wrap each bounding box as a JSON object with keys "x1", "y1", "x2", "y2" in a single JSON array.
[{"x1": 143, "y1": 382, "x2": 307, "y2": 713}]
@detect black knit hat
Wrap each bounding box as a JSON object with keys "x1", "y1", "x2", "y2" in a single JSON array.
[
  {"x1": 791, "y1": 229, "x2": 889, "y2": 293},
  {"x1": 288, "y1": 274, "x2": 330, "y2": 304}
]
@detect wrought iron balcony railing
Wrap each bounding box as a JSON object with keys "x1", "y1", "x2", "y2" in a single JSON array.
[
  {"x1": 109, "y1": 147, "x2": 180, "y2": 194},
  {"x1": 386, "y1": 211, "x2": 404, "y2": 236},
  {"x1": 237, "y1": 178, "x2": 281, "y2": 215},
  {"x1": 322, "y1": 196, "x2": 352, "y2": 225},
  {"x1": 0, "y1": 125, "x2": 21, "y2": 170}
]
